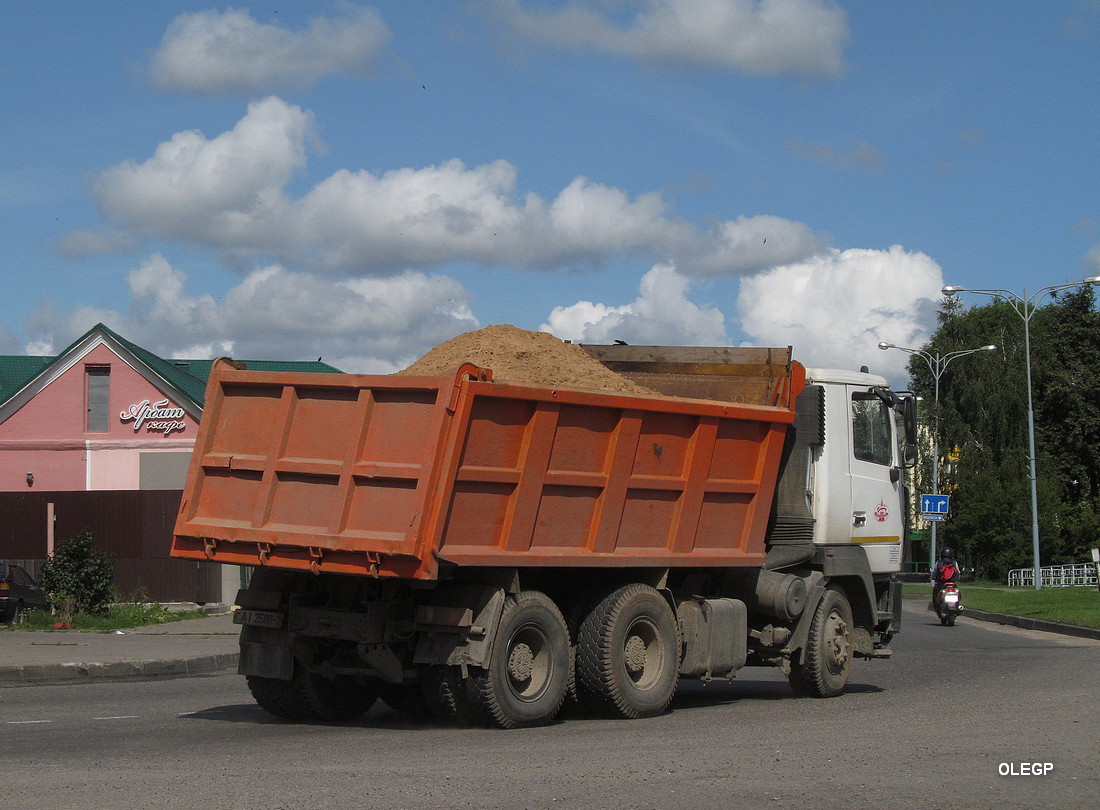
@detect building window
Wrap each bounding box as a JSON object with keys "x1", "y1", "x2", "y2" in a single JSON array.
[{"x1": 86, "y1": 365, "x2": 111, "y2": 432}]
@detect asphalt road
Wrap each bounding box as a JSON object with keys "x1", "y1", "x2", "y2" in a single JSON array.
[{"x1": 2, "y1": 600, "x2": 1097, "y2": 810}]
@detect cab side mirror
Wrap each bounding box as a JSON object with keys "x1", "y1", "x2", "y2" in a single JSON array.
[
  {"x1": 902, "y1": 396, "x2": 918, "y2": 468},
  {"x1": 903, "y1": 443, "x2": 919, "y2": 468}
]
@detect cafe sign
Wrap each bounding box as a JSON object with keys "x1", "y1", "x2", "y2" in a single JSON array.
[{"x1": 120, "y1": 399, "x2": 187, "y2": 435}]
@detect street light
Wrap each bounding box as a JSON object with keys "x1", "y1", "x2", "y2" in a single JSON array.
[
  {"x1": 878, "y1": 341, "x2": 997, "y2": 579},
  {"x1": 942, "y1": 277, "x2": 1100, "y2": 589}
]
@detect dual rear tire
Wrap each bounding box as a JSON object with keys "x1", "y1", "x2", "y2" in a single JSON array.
[
  {"x1": 469, "y1": 590, "x2": 571, "y2": 729},
  {"x1": 243, "y1": 583, "x2": 685, "y2": 728},
  {"x1": 247, "y1": 665, "x2": 378, "y2": 722},
  {"x1": 468, "y1": 583, "x2": 682, "y2": 728},
  {"x1": 575, "y1": 583, "x2": 680, "y2": 719}
]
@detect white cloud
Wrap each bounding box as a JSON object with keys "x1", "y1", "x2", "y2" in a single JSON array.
[
  {"x1": 0, "y1": 323, "x2": 18, "y2": 354},
  {"x1": 785, "y1": 138, "x2": 886, "y2": 174},
  {"x1": 736, "y1": 245, "x2": 945, "y2": 383},
  {"x1": 83, "y1": 97, "x2": 821, "y2": 278},
  {"x1": 1085, "y1": 242, "x2": 1100, "y2": 274},
  {"x1": 56, "y1": 228, "x2": 138, "y2": 259},
  {"x1": 542, "y1": 263, "x2": 728, "y2": 345},
  {"x1": 26, "y1": 255, "x2": 478, "y2": 373},
  {"x1": 92, "y1": 97, "x2": 312, "y2": 250},
  {"x1": 151, "y1": 5, "x2": 391, "y2": 94},
  {"x1": 491, "y1": 0, "x2": 848, "y2": 76},
  {"x1": 690, "y1": 215, "x2": 826, "y2": 276}
]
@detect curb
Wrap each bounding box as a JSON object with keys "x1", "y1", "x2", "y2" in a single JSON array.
[
  {"x1": 0, "y1": 653, "x2": 239, "y2": 687},
  {"x1": 961, "y1": 608, "x2": 1100, "y2": 641}
]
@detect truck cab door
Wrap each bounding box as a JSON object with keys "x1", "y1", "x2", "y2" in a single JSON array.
[{"x1": 848, "y1": 388, "x2": 904, "y2": 574}]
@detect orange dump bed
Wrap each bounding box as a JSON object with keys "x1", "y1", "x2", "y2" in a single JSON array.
[{"x1": 172, "y1": 356, "x2": 803, "y2": 580}]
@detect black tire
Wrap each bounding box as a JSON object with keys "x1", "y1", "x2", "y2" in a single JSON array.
[
  {"x1": 562, "y1": 589, "x2": 605, "y2": 715},
  {"x1": 247, "y1": 664, "x2": 378, "y2": 722},
  {"x1": 471, "y1": 590, "x2": 570, "y2": 729},
  {"x1": 946, "y1": 614, "x2": 956, "y2": 627},
  {"x1": 379, "y1": 682, "x2": 433, "y2": 722},
  {"x1": 419, "y1": 666, "x2": 479, "y2": 726},
  {"x1": 576, "y1": 583, "x2": 680, "y2": 719},
  {"x1": 788, "y1": 586, "x2": 853, "y2": 698}
]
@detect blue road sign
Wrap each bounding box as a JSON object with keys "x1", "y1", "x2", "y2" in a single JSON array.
[{"x1": 921, "y1": 494, "x2": 949, "y2": 515}]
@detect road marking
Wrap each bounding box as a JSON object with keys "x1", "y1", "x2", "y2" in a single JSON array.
[
  {"x1": 94, "y1": 715, "x2": 140, "y2": 720},
  {"x1": 6, "y1": 720, "x2": 52, "y2": 724}
]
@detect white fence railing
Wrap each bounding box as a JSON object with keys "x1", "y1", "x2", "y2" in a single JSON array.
[{"x1": 1008, "y1": 563, "x2": 1098, "y2": 588}]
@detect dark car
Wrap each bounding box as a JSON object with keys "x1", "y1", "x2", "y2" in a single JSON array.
[{"x1": 0, "y1": 562, "x2": 49, "y2": 623}]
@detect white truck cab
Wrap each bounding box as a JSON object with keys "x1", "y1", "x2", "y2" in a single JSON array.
[{"x1": 805, "y1": 368, "x2": 912, "y2": 575}]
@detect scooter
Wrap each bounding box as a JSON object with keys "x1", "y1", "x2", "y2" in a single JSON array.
[{"x1": 933, "y1": 582, "x2": 963, "y2": 626}]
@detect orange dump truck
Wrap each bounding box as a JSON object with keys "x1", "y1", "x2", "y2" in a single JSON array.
[{"x1": 172, "y1": 345, "x2": 915, "y2": 728}]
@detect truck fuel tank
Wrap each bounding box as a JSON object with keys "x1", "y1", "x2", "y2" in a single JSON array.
[{"x1": 677, "y1": 597, "x2": 748, "y2": 679}]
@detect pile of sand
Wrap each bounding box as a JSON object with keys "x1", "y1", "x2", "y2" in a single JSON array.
[{"x1": 397, "y1": 325, "x2": 654, "y2": 395}]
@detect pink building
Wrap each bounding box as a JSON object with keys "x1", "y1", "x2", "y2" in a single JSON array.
[{"x1": 0, "y1": 323, "x2": 339, "y2": 602}]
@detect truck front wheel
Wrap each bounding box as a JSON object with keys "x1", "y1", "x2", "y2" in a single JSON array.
[
  {"x1": 471, "y1": 590, "x2": 570, "y2": 729},
  {"x1": 576, "y1": 583, "x2": 680, "y2": 719},
  {"x1": 788, "y1": 586, "x2": 853, "y2": 698}
]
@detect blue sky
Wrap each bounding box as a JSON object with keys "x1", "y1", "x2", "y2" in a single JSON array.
[{"x1": 3, "y1": 1, "x2": 1099, "y2": 384}]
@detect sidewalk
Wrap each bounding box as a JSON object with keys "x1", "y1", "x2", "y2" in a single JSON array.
[
  {"x1": 0, "y1": 609, "x2": 240, "y2": 687},
  {"x1": 959, "y1": 607, "x2": 1100, "y2": 640}
]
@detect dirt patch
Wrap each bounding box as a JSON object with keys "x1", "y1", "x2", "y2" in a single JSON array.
[{"x1": 397, "y1": 324, "x2": 655, "y2": 394}]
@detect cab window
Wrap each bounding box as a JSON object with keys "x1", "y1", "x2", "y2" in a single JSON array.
[{"x1": 852, "y1": 392, "x2": 893, "y2": 465}]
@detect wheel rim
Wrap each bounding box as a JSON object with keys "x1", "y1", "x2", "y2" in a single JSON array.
[
  {"x1": 823, "y1": 609, "x2": 850, "y2": 674},
  {"x1": 505, "y1": 621, "x2": 553, "y2": 702},
  {"x1": 622, "y1": 617, "x2": 663, "y2": 690}
]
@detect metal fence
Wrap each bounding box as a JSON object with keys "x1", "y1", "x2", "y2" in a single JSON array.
[
  {"x1": 1008, "y1": 563, "x2": 1099, "y2": 588},
  {"x1": 0, "y1": 490, "x2": 219, "y2": 603}
]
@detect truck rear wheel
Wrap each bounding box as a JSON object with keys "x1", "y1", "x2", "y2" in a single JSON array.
[
  {"x1": 576, "y1": 583, "x2": 680, "y2": 719},
  {"x1": 379, "y1": 682, "x2": 433, "y2": 722},
  {"x1": 247, "y1": 665, "x2": 378, "y2": 722},
  {"x1": 419, "y1": 665, "x2": 479, "y2": 726},
  {"x1": 788, "y1": 586, "x2": 853, "y2": 698},
  {"x1": 471, "y1": 590, "x2": 570, "y2": 729}
]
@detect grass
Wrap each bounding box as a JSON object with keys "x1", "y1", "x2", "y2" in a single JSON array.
[
  {"x1": 904, "y1": 581, "x2": 1100, "y2": 629},
  {"x1": 4, "y1": 603, "x2": 208, "y2": 632}
]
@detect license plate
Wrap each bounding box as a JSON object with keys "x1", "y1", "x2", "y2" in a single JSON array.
[{"x1": 233, "y1": 608, "x2": 284, "y2": 628}]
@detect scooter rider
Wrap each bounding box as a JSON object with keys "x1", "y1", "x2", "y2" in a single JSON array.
[{"x1": 932, "y1": 547, "x2": 960, "y2": 609}]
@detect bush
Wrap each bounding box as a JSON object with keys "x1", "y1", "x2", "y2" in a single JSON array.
[{"x1": 39, "y1": 529, "x2": 115, "y2": 616}]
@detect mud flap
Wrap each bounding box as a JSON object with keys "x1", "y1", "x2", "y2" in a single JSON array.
[
  {"x1": 413, "y1": 585, "x2": 507, "y2": 668},
  {"x1": 239, "y1": 625, "x2": 294, "y2": 680}
]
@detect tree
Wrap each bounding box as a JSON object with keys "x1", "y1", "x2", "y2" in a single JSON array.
[
  {"x1": 907, "y1": 285, "x2": 1100, "y2": 579},
  {"x1": 38, "y1": 529, "x2": 115, "y2": 616}
]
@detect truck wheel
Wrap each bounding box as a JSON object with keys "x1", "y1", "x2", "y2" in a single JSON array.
[
  {"x1": 788, "y1": 586, "x2": 853, "y2": 698},
  {"x1": 419, "y1": 666, "x2": 478, "y2": 726},
  {"x1": 247, "y1": 674, "x2": 314, "y2": 721},
  {"x1": 379, "y1": 682, "x2": 432, "y2": 722},
  {"x1": 471, "y1": 590, "x2": 570, "y2": 729},
  {"x1": 563, "y1": 589, "x2": 604, "y2": 715},
  {"x1": 247, "y1": 665, "x2": 378, "y2": 722},
  {"x1": 576, "y1": 583, "x2": 680, "y2": 719}
]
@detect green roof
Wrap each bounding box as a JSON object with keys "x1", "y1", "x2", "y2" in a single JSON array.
[
  {"x1": 0, "y1": 323, "x2": 344, "y2": 412},
  {"x1": 0, "y1": 355, "x2": 53, "y2": 403}
]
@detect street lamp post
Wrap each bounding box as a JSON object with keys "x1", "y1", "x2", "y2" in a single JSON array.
[
  {"x1": 878, "y1": 341, "x2": 996, "y2": 579},
  {"x1": 942, "y1": 277, "x2": 1100, "y2": 590}
]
